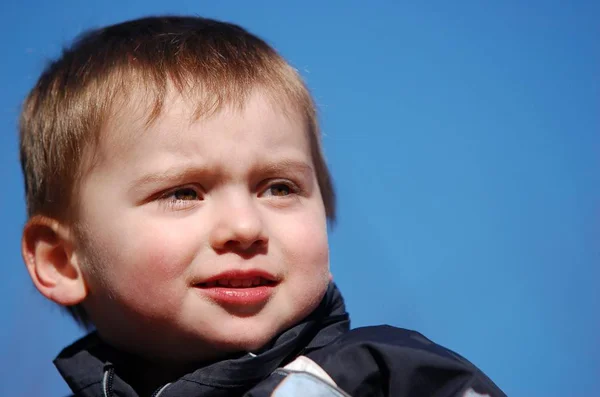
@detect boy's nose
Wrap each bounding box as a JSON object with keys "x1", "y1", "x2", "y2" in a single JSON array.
[{"x1": 209, "y1": 198, "x2": 268, "y2": 253}]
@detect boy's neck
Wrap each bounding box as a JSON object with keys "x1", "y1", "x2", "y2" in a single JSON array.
[
  {"x1": 111, "y1": 350, "x2": 236, "y2": 395},
  {"x1": 103, "y1": 340, "x2": 242, "y2": 396}
]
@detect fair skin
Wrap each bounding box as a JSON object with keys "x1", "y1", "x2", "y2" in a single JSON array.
[{"x1": 23, "y1": 88, "x2": 331, "y2": 369}]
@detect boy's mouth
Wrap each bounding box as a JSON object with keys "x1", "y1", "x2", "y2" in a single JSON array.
[
  {"x1": 193, "y1": 269, "x2": 278, "y2": 289},
  {"x1": 193, "y1": 269, "x2": 278, "y2": 307},
  {"x1": 195, "y1": 277, "x2": 276, "y2": 288}
]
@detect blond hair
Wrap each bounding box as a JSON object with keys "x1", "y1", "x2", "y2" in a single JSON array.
[{"x1": 19, "y1": 15, "x2": 335, "y2": 328}]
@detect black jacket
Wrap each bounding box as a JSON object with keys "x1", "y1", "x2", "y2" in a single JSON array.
[{"x1": 55, "y1": 284, "x2": 505, "y2": 396}]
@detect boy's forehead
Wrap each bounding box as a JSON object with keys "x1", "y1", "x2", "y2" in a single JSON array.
[{"x1": 98, "y1": 86, "x2": 309, "y2": 158}]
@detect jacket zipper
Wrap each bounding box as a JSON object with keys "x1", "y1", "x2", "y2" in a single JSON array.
[
  {"x1": 150, "y1": 382, "x2": 172, "y2": 397},
  {"x1": 102, "y1": 366, "x2": 115, "y2": 397}
]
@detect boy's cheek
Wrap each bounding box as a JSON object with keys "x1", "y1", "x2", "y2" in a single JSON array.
[
  {"x1": 85, "y1": 220, "x2": 195, "y2": 289},
  {"x1": 85, "y1": 241, "x2": 188, "y2": 319},
  {"x1": 119, "y1": 225, "x2": 197, "y2": 279},
  {"x1": 275, "y1": 213, "x2": 329, "y2": 256}
]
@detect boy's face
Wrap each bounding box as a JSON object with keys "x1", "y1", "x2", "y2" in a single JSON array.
[{"x1": 74, "y1": 89, "x2": 330, "y2": 361}]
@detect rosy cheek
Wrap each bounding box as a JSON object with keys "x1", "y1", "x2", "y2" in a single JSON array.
[
  {"x1": 107, "y1": 234, "x2": 188, "y2": 317},
  {"x1": 125, "y1": 225, "x2": 194, "y2": 281},
  {"x1": 277, "y1": 214, "x2": 329, "y2": 269}
]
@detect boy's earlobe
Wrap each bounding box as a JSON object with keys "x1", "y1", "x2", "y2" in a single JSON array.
[{"x1": 22, "y1": 216, "x2": 88, "y2": 306}]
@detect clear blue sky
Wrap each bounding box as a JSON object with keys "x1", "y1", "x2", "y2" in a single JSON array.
[{"x1": 1, "y1": 1, "x2": 598, "y2": 396}]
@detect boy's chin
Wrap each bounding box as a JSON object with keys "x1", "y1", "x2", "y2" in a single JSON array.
[{"x1": 207, "y1": 325, "x2": 283, "y2": 354}]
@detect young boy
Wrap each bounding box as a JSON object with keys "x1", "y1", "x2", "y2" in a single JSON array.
[{"x1": 20, "y1": 16, "x2": 505, "y2": 397}]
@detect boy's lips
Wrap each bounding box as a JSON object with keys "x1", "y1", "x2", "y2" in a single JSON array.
[
  {"x1": 195, "y1": 269, "x2": 278, "y2": 286},
  {"x1": 193, "y1": 269, "x2": 278, "y2": 307}
]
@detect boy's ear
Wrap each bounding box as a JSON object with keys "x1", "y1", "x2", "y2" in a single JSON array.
[{"x1": 22, "y1": 215, "x2": 88, "y2": 306}]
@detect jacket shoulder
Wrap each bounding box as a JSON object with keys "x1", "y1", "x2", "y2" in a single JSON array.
[
  {"x1": 307, "y1": 325, "x2": 505, "y2": 397},
  {"x1": 335, "y1": 325, "x2": 447, "y2": 349}
]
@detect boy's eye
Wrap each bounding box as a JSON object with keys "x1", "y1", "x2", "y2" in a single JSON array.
[
  {"x1": 267, "y1": 184, "x2": 291, "y2": 197},
  {"x1": 157, "y1": 186, "x2": 203, "y2": 211},
  {"x1": 260, "y1": 181, "x2": 300, "y2": 198},
  {"x1": 172, "y1": 187, "x2": 199, "y2": 201}
]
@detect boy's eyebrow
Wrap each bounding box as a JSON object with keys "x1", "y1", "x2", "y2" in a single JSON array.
[
  {"x1": 254, "y1": 159, "x2": 314, "y2": 178},
  {"x1": 129, "y1": 159, "x2": 314, "y2": 191},
  {"x1": 129, "y1": 166, "x2": 215, "y2": 193}
]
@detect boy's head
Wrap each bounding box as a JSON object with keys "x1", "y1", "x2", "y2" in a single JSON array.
[{"x1": 20, "y1": 16, "x2": 335, "y2": 361}]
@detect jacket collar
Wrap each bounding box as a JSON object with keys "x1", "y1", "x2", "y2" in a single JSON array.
[{"x1": 54, "y1": 283, "x2": 350, "y2": 396}]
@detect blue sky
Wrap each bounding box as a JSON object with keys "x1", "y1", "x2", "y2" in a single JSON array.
[{"x1": 1, "y1": 1, "x2": 598, "y2": 396}]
